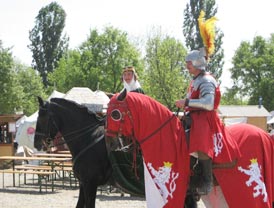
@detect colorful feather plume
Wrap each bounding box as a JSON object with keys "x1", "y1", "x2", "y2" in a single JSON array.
[{"x1": 198, "y1": 10, "x2": 217, "y2": 57}]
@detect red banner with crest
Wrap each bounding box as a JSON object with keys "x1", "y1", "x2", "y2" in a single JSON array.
[{"x1": 214, "y1": 124, "x2": 274, "y2": 208}]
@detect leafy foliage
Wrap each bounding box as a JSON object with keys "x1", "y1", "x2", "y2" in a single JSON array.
[
  {"x1": 144, "y1": 30, "x2": 188, "y2": 110},
  {"x1": 49, "y1": 26, "x2": 143, "y2": 93},
  {"x1": 221, "y1": 86, "x2": 248, "y2": 105},
  {"x1": 48, "y1": 49, "x2": 83, "y2": 93},
  {"x1": 0, "y1": 40, "x2": 47, "y2": 115},
  {"x1": 15, "y1": 64, "x2": 47, "y2": 116},
  {"x1": 229, "y1": 35, "x2": 274, "y2": 111},
  {"x1": 0, "y1": 42, "x2": 24, "y2": 114},
  {"x1": 28, "y1": 2, "x2": 68, "y2": 87},
  {"x1": 183, "y1": 0, "x2": 224, "y2": 79}
]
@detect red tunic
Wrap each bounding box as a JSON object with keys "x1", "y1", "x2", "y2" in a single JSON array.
[{"x1": 186, "y1": 76, "x2": 241, "y2": 163}]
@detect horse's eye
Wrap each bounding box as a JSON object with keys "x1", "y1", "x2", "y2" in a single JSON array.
[{"x1": 111, "y1": 109, "x2": 122, "y2": 121}]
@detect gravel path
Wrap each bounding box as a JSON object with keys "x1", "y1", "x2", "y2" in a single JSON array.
[{"x1": 0, "y1": 173, "x2": 205, "y2": 207}]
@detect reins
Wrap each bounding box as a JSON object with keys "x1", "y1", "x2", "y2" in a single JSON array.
[
  {"x1": 40, "y1": 101, "x2": 106, "y2": 167},
  {"x1": 53, "y1": 122, "x2": 105, "y2": 168},
  {"x1": 62, "y1": 122, "x2": 101, "y2": 138},
  {"x1": 139, "y1": 114, "x2": 176, "y2": 144},
  {"x1": 72, "y1": 134, "x2": 104, "y2": 165},
  {"x1": 109, "y1": 101, "x2": 177, "y2": 145},
  {"x1": 53, "y1": 123, "x2": 102, "y2": 148}
]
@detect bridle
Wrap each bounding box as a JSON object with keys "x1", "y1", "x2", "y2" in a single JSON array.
[
  {"x1": 107, "y1": 100, "x2": 176, "y2": 145},
  {"x1": 36, "y1": 102, "x2": 105, "y2": 165},
  {"x1": 107, "y1": 102, "x2": 133, "y2": 136},
  {"x1": 106, "y1": 101, "x2": 135, "y2": 151},
  {"x1": 107, "y1": 98, "x2": 177, "y2": 178},
  {"x1": 35, "y1": 106, "x2": 59, "y2": 151}
]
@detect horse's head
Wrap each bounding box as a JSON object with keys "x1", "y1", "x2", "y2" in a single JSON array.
[
  {"x1": 106, "y1": 89, "x2": 133, "y2": 137},
  {"x1": 105, "y1": 89, "x2": 135, "y2": 151},
  {"x1": 34, "y1": 97, "x2": 59, "y2": 151}
]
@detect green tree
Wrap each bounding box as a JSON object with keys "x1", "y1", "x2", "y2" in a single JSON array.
[
  {"x1": 144, "y1": 30, "x2": 188, "y2": 110},
  {"x1": 48, "y1": 49, "x2": 83, "y2": 93},
  {"x1": 230, "y1": 35, "x2": 274, "y2": 111},
  {"x1": 0, "y1": 41, "x2": 24, "y2": 114},
  {"x1": 28, "y1": 1, "x2": 69, "y2": 87},
  {"x1": 49, "y1": 26, "x2": 143, "y2": 93},
  {"x1": 183, "y1": 0, "x2": 224, "y2": 79},
  {"x1": 15, "y1": 64, "x2": 47, "y2": 116},
  {"x1": 221, "y1": 86, "x2": 248, "y2": 105},
  {"x1": 80, "y1": 26, "x2": 143, "y2": 93}
]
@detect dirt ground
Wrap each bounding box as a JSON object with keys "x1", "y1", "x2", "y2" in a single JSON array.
[{"x1": 0, "y1": 173, "x2": 206, "y2": 207}]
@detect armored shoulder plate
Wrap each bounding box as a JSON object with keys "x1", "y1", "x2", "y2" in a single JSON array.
[{"x1": 192, "y1": 73, "x2": 217, "y2": 92}]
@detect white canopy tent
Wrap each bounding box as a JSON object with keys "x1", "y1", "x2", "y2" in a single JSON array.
[{"x1": 64, "y1": 87, "x2": 110, "y2": 113}]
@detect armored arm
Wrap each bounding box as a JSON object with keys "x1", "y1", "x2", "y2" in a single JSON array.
[{"x1": 187, "y1": 75, "x2": 217, "y2": 111}]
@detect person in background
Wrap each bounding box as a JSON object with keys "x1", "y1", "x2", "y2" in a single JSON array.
[
  {"x1": 121, "y1": 66, "x2": 144, "y2": 94},
  {"x1": 175, "y1": 49, "x2": 240, "y2": 194},
  {"x1": 108, "y1": 66, "x2": 146, "y2": 196}
]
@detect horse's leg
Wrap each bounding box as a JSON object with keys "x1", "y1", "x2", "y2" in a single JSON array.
[
  {"x1": 184, "y1": 193, "x2": 198, "y2": 208},
  {"x1": 83, "y1": 181, "x2": 98, "y2": 208},
  {"x1": 201, "y1": 186, "x2": 229, "y2": 208},
  {"x1": 76, "y1": 183, "x2": 85, "y2": 208}
]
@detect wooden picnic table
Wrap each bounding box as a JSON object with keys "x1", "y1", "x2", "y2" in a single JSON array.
[
  {"x1": 0, "y1": 156, "x2": 71, "y2": 161},
  {"x1": 0, "y1": 156, "x2": 72, "y2": 191},
  {"x1": 32, "y1": 152, "x2": 72, "y2": 158}
]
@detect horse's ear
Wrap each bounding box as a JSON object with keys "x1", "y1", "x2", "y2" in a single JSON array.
[
  {"x1": 117, "y1": 88, "x2": 127, "y2": 101},
  {"x1": 37, "y1": 96, "x2": 44, "y2": 107}
]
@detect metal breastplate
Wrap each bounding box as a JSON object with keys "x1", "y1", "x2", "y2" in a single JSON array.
[{"x1": 187, "y1": 73, "x2": 218, "y2": 111}]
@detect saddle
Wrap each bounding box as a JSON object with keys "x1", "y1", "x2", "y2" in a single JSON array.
[{"x1": 181, "y1": 112, "x2": 192, "y2": 147}]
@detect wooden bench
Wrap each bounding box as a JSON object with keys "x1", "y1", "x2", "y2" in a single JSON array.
[
  {"x1": 15, "y1": 164, "x2": 64, "y2": 171},
  {"x1": 15, "y1": 165, "x2": 52, "y2": 170},
  {"x1": 15, "y1": 164, "x2": 76, "y2": 188},
  {"x1": 58, "y1": 162, "x2": 77, "y2": 187},
  {"x1": 51, "y1": 164, "x2": 76, "y2": 188},
  {"x1": 0, "y1": 169, "x2": 55, "y2": 192}
]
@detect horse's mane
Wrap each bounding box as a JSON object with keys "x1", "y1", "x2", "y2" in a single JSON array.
[{"x1": 50, "y1": 98, "x2": 105, "y2": 122}]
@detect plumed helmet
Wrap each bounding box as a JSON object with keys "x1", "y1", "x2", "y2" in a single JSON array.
[{"x1": 185, "y1": 48, "x2": 207, "y2": 70}]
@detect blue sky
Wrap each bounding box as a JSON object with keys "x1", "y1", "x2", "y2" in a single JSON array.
[{"x1": 0, "y1": 0, "x2": 273, "y2": 90}]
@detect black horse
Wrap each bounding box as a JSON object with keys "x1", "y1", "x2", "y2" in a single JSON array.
[
  {"x1": 34, "y1": 97, "x2": 112, "y2": 207},
  {"x1": 34, "y1": 97, "x2": 148, "y2": 208},
  {"x1": 34, "y1": 97, "x2": 197, "y2": 208}
]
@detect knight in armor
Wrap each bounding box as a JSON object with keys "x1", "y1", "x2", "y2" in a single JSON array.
[
  {"x1": 175, "y1": 48, "x2": 241, "y2": 195},
  {"x1": 176, "y1": 49, "x2": 217, "y2": 194},
  {"x1": 121, "y1": 66, "x2": 145, "y2": 94},
  {"x1": 176, "y1": 10, "x2": 241, "y2": 195}
]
